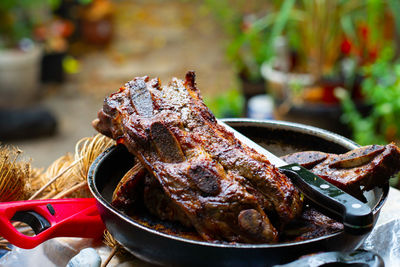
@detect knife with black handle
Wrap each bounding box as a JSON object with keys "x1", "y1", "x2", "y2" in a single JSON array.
[{"x1": 218, "y1": 120, "x2": 373, "y2": 235}]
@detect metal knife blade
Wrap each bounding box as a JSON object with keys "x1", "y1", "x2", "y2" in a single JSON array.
[{"x1": 218, "y1": 120, "x2": 373, "y2": 234}]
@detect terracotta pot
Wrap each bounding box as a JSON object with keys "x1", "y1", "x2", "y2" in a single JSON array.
[{"x1": 81, "y1": 16, "x2": 113, "y2": 46}]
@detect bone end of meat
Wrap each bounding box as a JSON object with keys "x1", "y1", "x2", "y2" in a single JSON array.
[
  {"x1": 238, "y1": 209, "x2": 278, "y2": 243},
  {"x1": 150, "y1": 122, "x2": 185, "y2": 163},
  {"x1": 126, "y1": 77, "x2": 154, "y2": 118},
  {"x1": 188, "y1": 165, "x2": 221, "y2": 196},
  {"x1": 281, "y1": 151, "x2": 328, "y2": 169}
]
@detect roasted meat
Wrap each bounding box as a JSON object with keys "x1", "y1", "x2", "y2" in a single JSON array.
[
  {"x1": 281, "y1": 144, "x2": 400, "y2": 198},
  {"x1": 93, "y1": 71, "x2": 302, "y2": 243},
  {"x1": 94, "y1": 71, "x2": 400, "y2": 244},
  {"x1": 143, "y1": 174, "x2": 193, "y2": 227},
  {"x1": 113, "y1": 142, "x2": 400, "y2": 242},
  {"x1": 112, "y1": 162, "x2": 193, "y2": 227}
]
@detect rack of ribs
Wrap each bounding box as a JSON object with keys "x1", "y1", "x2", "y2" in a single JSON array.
[
  {"x1": 93, "y1": 71, "x2": 400, "y2": 243},
  {"x1": 92, "y1": 71, "x2": 302, "y2": 243}
]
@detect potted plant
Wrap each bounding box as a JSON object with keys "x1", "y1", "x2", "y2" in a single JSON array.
[
  {"x1": 0, "y1": 0, "x2": 56, "y2": 107},
  {"x1": 258, "y1": 0, "x2": 399, "y2": 135}
]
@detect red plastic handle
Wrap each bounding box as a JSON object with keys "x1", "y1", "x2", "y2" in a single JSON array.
[{"x1": 0, "y1": 198, "x2": 105, "y2": 249}]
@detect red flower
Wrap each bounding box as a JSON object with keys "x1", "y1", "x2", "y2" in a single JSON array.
[
  {"x1": 359, "y1": 24, "x2": 369, "y2": 41},
  {"x1": 368, "y1": 46, "x2": 378, "y2": 62},
  {"x1": 340, "y1": 38, "x2": 352, "y2": 55}
]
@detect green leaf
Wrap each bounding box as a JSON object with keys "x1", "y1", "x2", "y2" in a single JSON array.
[{"x1": 266, "y1": 0, "x2": 296, "y2": 58}]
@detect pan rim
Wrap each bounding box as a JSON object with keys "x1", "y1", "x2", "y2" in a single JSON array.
[
  {"x1": 87, "y1": 119, "x2": 389, "y2": 249},
  {"x1": 220, "y1": 118, "x2": 360, "y2": 150}
]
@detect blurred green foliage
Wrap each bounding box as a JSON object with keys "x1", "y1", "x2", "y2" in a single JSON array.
[
  {"x1": 337, "y1": 47, "x2": 400, "y2": 145},
  {"x1": 205, "y1": 89, "x2": 244, "y2": 118},
  {"x1": 203, "y1": 0, "x2": 295, "y2": 81},
  {"x1": 0, "y1": 0, "x2": 60, "y2": 48},
  {"x1": 204, "y1": 0, "x2": 400, "y2": 80},
  {"x1": 0, "y1": 0, "x2": 93, "y2": 49}
]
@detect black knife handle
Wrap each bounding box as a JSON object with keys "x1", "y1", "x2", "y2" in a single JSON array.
[{"x1": 280, "y1": 163, "x2": 373, "y2": 234}]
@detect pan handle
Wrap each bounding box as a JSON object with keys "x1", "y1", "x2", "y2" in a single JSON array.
[{"x1": 0, "y1": 198, "x2": 105, "y2": 249}]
